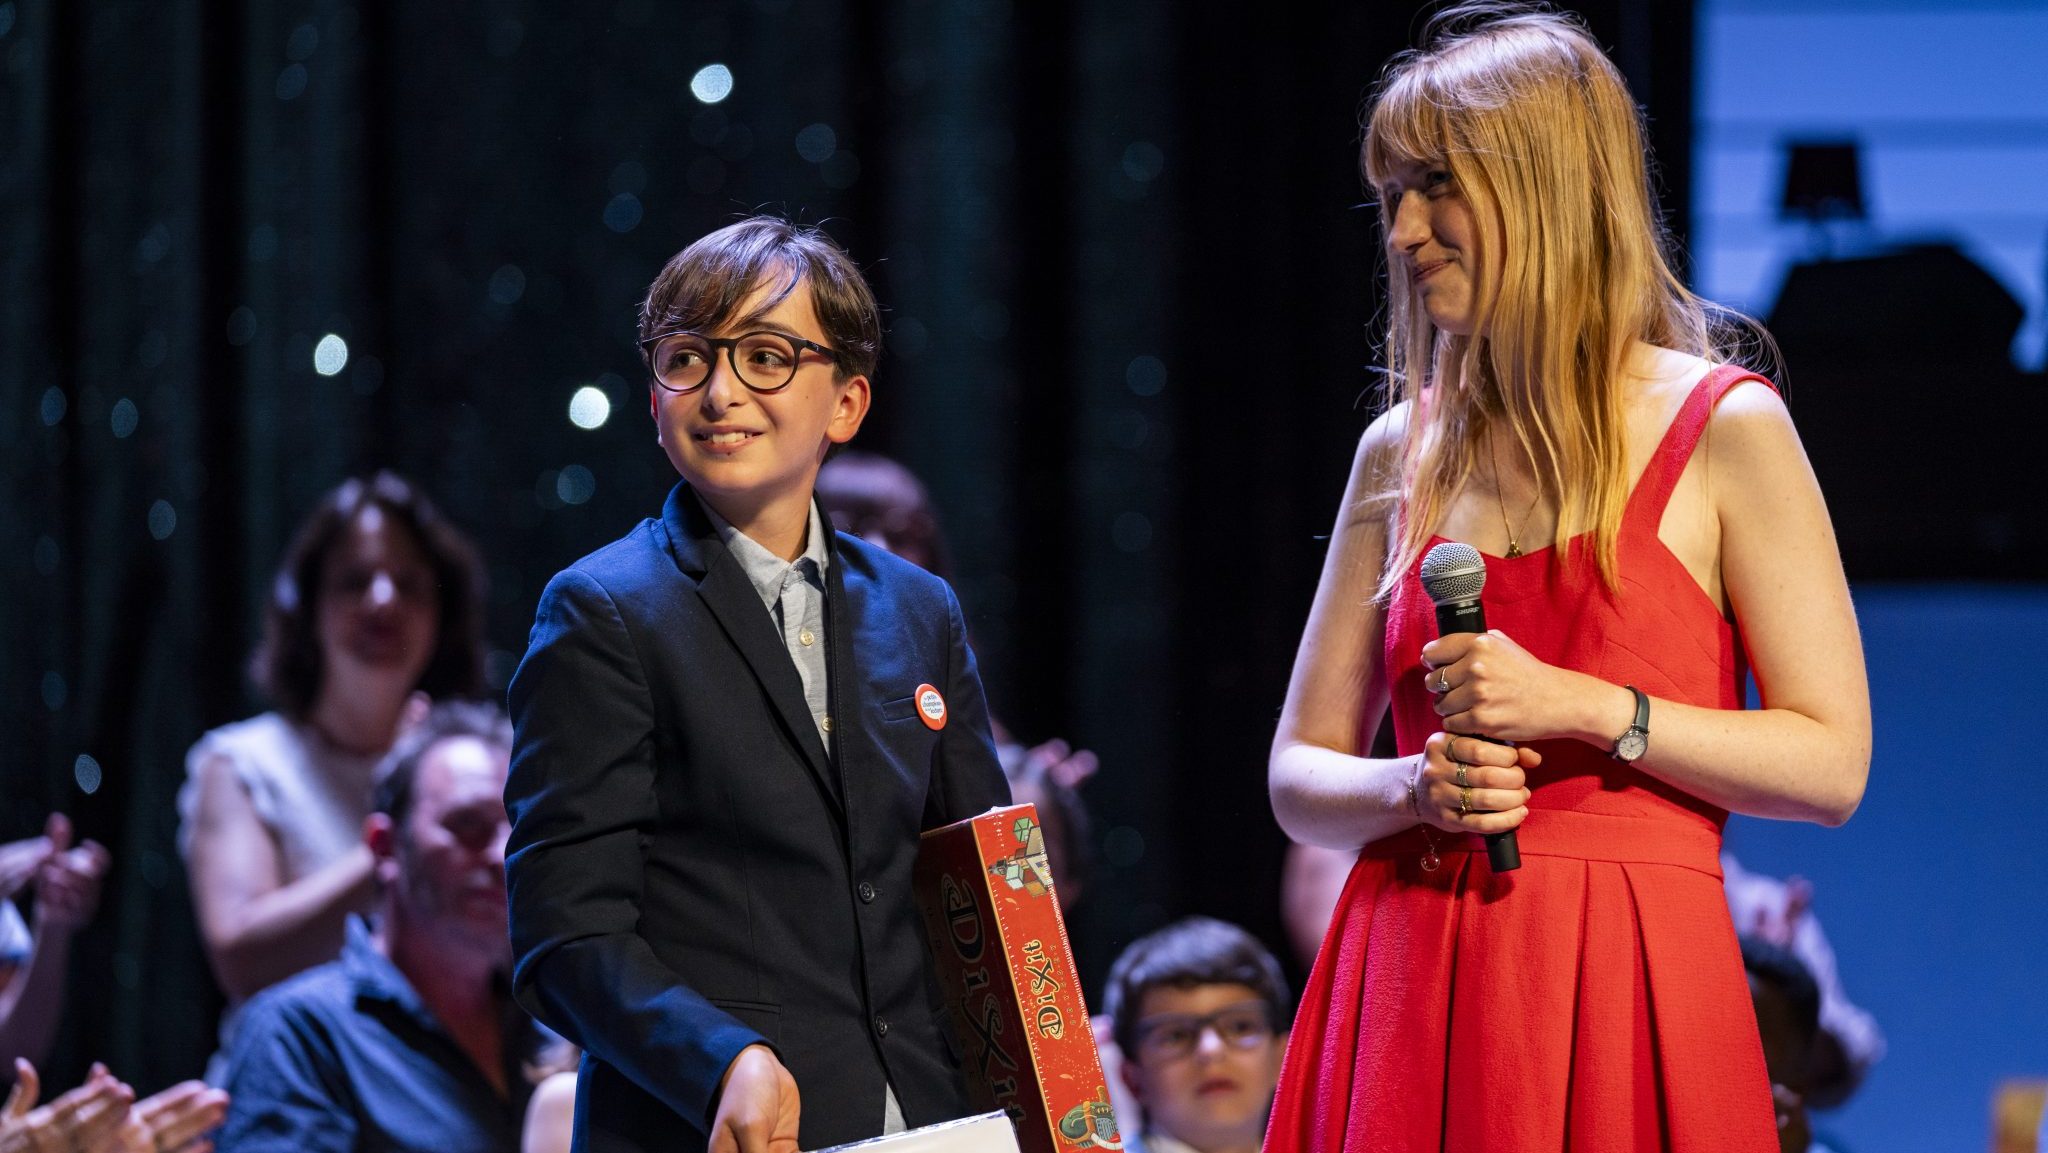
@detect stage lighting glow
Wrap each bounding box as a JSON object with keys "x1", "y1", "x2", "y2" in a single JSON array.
[
  {"x1": 569, "y1": 386, "x2": 611, "y2": 429},
  {"x1": 691, "y1": 64, "x2": 734, "y2": 104},
  {"x1": 74, "y1": 754, "x2": 102, "y2": 795},
  {"x1": 110, "y1": 398, "x2": 138, "y2": 439},
  {"x1": 313, "y1": 333, "x2": 349, "y2": 375}
]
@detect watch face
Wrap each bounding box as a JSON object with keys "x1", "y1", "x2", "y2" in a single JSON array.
[{"x1": 1616, "y1": 728, "x2": 1648, "y2": 762}]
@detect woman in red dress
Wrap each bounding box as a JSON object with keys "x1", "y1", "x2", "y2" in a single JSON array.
[{"x1": 1263, "y1": 6, "x2": 1871, "y2": 1152}]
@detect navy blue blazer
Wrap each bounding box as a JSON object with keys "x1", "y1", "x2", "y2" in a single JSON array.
[{"x1": 505, "y1": 483, "x2": 1011, "y2": 1153}]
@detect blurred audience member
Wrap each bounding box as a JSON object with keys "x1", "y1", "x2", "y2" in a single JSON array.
[
  {"x1": 817, "y1": 452, "x2": 1101, "y2": 910},
  {"x1": 216, "y1": 703, "x2": 542, "y2": 1153},
  {"x1": 179, "y1": 473, "x2": 485, "y2": 1074},
  {"x1": 0, "y1": 815, "x2": 110, "y2": 1070},
  {"x1": 4, "y1": 1059, "x2": 226, "y2": 1153},
  {"x1": 1741, "y1": 936, "x2": 1828, "y2": 1153},
  {"x1": 1278, "y1": 843, "x2": 1353, "y2": 972},
  {"x1": 1001, "y1": 739, "x2": 1098, "y2": 912},
  {"x1": 1099, "y1": 918, "x2": 1290, "y2": 1153},
  {"x1": 1725, "y1": 855, "x2": 1883, "y2": 1108},
  {"x1": 519, "y1": 1070, "x2": 575, "y2": 1153}
]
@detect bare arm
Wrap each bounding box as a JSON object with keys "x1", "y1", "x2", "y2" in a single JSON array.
[
  {"x1": 0, "y1": 827, "x2": 108, "y2": 1069},
  {"x1": 1266, "y1": 412, "x2": 1407, "y2": 849},
  {"x1": 185, "y1": 754, "x2": 374, "y2": 1001},
  {"x1": 1424, "y1": 383, "x2": 1871, "y2": 825}
]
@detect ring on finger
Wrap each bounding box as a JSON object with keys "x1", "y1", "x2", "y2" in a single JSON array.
[
  {"x1": 1453, "y1": 761, "x2": 1469, "y2": 789},
  {"x1": 1458, "y1": 786, "x2": 1473, "y2": 816},
  {"x1": 1433, "y1": 667, "x2": 1451, "y2": 694}
]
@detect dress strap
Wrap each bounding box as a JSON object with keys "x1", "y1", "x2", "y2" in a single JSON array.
[{"x1": 1626, "y1": 364, "x2": 1778, "y2": 530}]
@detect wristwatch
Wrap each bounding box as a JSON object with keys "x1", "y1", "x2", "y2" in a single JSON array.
[{"x1": 1612, "y1": 685, "x2": 1650, "y2": 763}]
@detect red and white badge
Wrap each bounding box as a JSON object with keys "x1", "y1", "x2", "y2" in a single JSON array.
[{"x1": 914, "y1": 683, "x2": 948, "y2": 731}]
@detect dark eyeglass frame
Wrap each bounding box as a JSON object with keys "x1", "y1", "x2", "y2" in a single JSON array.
[
  {"x1": 1131, "y1": 1001, "x2": 1276, "y2": 1062},
  {"x1": 638, "y1": 329, "x2": 839, "y2": 395}
]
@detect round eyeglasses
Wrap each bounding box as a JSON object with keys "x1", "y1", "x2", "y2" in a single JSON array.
[{"x1": 639, "y1": 329, "x2": 839, "y2": 395}]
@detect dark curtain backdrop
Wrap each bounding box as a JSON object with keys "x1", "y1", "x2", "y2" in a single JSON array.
[{"x1": 0, "y1": 0, "x2": 1693, "y2": 1089}]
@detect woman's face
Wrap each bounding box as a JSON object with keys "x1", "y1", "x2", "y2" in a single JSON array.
[
  {"x1": 1383, "y1": 160, "x2": 1482, "y2": 336},
  {"x1": 315, "y1": 504, "x2": 441, "y2": 699}
]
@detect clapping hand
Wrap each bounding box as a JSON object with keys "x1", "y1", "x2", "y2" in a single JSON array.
[
  {"x1": 2, "y1": 1061, "x2": 133, "y2": 1153},
  {"x1": 29, "y1": 816, "x2": 110, "y2": 936}
]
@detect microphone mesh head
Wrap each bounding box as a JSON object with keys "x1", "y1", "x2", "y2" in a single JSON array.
[{"x1": 1420, "y1": 541, "x2": 1487, "y2": 606}]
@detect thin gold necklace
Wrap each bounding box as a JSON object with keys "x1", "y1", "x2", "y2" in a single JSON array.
[{"x1": 1487, "y1": 427, "x2": 1542, "y2": 559}]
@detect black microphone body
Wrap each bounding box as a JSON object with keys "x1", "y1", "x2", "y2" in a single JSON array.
[{"x1": 1421, "y1": 544, "x2": 1522, "y2": 873}]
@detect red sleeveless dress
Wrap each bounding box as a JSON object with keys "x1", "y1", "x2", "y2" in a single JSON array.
[{"x1": 1265, "y1": 367, "x2": 1779, "y2": 1153}]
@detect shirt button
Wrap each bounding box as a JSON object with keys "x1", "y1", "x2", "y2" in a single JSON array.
[
  {"x1": 822, "y1": 715, "x2": 833, "y2": 733},
  {"x1": 858, "y1": 881, "x2": 876, "y2": 903},
  {"x1": 874, "y1": 1015, "x2": 890, "y2": 1037},
  {"x1": 799, "y1": 629, "x2": 816, "y2": 646}
]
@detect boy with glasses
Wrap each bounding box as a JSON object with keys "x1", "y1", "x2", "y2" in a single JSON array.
[
  {"x1": 505, "y1": 217, "x2": 1010, "y2": 1153},
  {"x1": 1102, "y1": 918, "x2": 1291, "y2": 1153}
]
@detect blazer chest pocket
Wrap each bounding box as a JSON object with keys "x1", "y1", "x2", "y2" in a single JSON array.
[
  {"x1": 878, "y1": 695, "x2": 922, "y2": 724},
  {"x1": 709, "y1": 998, "x2": 781, "y2": 1045}
]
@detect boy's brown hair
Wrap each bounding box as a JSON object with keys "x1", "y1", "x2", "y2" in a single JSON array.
[{"x1": 639, "y1": 216, "x2": 882, "y2": 380}]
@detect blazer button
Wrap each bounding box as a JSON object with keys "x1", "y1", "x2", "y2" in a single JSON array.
[
  {"x1": 874, "y1": 1015, "x2": 890, "y2": 1037},
  {"x1": 857, "y1": 881, "x2": 877, "y2": 903}
]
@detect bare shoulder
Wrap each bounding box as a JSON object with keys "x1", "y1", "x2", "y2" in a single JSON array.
[
  {"x1": 1356, "y1": 398, "x2": 1412, "y2": 469},
  {"x1": 1707, "y1": 374, "x2": 1803, "y2": 464}
]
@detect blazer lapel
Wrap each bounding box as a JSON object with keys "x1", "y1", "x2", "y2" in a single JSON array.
[{"x1": 661, "y1": 485, "x2": 842, "y2": 812}]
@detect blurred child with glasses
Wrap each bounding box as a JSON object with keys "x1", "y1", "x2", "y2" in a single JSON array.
[{"x1": 1100, "y1": 918, "x2": 1291, "y2": 1153}]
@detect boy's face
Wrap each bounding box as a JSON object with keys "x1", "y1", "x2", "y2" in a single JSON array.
[
  {"x1": 649, "y1": 271, "x2": 869, "y2": 516},
  {"x1": 1120, "y1": 982, "x2": 1284, "y2": 1152}
]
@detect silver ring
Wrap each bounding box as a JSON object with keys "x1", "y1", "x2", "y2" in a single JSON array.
[
  {"x1": 1453, "y1": 761, "x2": 1469, "y2": 789},
  {"x1": 1434, "y1": 667, "x2": 1451, "y2": 694}
]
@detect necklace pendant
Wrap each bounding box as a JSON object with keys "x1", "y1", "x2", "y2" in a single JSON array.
[
  {"x1": 1420, "y1": 848, "x2": 1440, "y2": 873},
  {"x1": 1504, "y1": 542, "x2": 1524, "y2": 560}
]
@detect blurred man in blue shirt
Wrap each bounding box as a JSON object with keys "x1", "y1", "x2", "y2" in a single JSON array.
[{"x1": 217, "y1": 702, "x2": 549, "y2": 1153}]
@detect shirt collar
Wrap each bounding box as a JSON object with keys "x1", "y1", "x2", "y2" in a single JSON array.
[
  {"x1": 698, "y1": 495, "x2": 830, "y2": 613},
  {"x1": 340, "y1": 913, "x2": 430, "y2": 1020}
]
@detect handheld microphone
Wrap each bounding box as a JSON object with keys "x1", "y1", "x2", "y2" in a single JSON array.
[{"x1": 1419, "y1": 541, "x2": 1521, "y2": 872}]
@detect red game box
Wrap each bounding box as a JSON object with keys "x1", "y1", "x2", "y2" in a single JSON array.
[{"x1": 914, "y1": 805, "x2": 1122, "y2": 1153}]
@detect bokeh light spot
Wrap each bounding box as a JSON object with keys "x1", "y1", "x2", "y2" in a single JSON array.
[
  {"x1": 0, "y1": 5, "x2": 16, "y2": 39},
  {"x1": 39, "y1": 386, "x2": 66, "y2": 427},
  {"x1": 313, "y1": 333, "x2": 349, "y2": 375},
  {"x1": 74, "y1": 755, "x2": 102, "y2": 795},
  {"x1": 488, "y1": 264, "x2": 526, "y2": 305},
  {"x1": 795, "y1": 122, "x2": 837, "y2": 164},
  {"x1": 286, "y1": 22, "x2": 318, "y2": 61},
  {"x1": 569, "y1": 386, "x2": 612, "y2": 430},
  {"x1": 1104, "y1": 825, "x2": 1145, "y2": 868},
  {"x1": 110, "y1": 397, "x2": 139, "y2": 439},
  {"x1": 1126, "y1": 354, "x2": 1167, "y2": 396},
  {"x1": 41, "y1": 671, "x2": 66, "y2": 711},
  {"x1": 690, "y1": 63, "x2": 734, "y2": 104},
  {"x1": 147, "y1": 500, "x2": 178, "y2": 541},
  {"x1": 557, "y1": 465, "x2": 597, "y2": 506},
  {"x1": 604, "y1": 193, "x2": 644, "y2": 233},
  {"x1": 1122, "y1": 140, "x2": 1166, "y2": 183},
  {"x1": 276, "y1": 63, "x2": 308, "y2": 101}
]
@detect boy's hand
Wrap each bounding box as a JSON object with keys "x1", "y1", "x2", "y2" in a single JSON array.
[{"x1": 710, "y1": 1045, "x2": 799, "y2": 1153}]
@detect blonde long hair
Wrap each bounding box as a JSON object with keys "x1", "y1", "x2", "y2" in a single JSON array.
[{"x1": 1363, "y1": 3, "x2": 1762, "y2": 597}]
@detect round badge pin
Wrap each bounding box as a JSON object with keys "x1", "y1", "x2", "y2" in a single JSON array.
[{"x1": 914, "y1": 683, "x2": 948, "y2": 731}]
